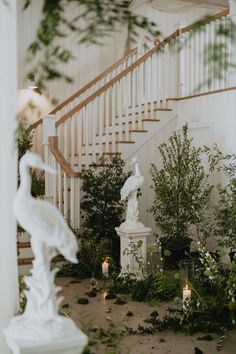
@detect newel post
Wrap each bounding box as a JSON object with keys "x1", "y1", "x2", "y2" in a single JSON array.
[{"x1": 43, "y1": 114, "x2": 56, "y2": 200}]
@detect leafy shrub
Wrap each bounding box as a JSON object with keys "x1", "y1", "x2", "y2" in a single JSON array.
[
  {"x1": 150, "y1": 124, "x2": 212, "y2": 265},
  {"x1": 81, "y1": 156, "x2": 130, "y2": 261}
]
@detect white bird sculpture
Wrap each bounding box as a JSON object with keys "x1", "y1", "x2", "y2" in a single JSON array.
[
  {"x1": 5, "y1": 151, "x2": 86, "y2": 345},
  {"x1": 14, "y1": 151, "x2": 78, "y2": 265},
  {"x1": 120, "y1": 156, "x2": 145, "y2": 230}
]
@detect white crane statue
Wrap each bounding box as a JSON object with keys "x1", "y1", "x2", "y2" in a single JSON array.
[
  {"x1": 4, "y1": 152, "x2": 88, "y2": 351},
  {"x1": 120, "y1": 155, "x2": 145, "y2": 230}
]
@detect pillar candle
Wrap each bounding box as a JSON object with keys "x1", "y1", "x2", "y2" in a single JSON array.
[
  {"x1": 102, "y1": 259, "x2": 109, "y2": 277},
  {"x1": 183, "y1": 282, "x2": 191, "y2": 309}
]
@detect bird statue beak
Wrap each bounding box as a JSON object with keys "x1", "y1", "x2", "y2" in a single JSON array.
[{"x1": 40, "y1": 162, "x2": 57, "y2": 175}]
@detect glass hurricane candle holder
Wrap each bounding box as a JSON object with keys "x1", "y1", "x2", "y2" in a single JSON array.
[{"x1": 90, "y1": 272, "x2": 98, "y2": 291}]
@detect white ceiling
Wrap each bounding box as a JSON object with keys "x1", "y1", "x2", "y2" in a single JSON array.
[{"x1": 129, "y1": 0, "x2": 229, "y2": 12}]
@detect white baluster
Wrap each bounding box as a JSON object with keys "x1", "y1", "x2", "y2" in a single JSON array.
[
  {"x1": 63, "y1": 172, "x2": 68, "y2": 221},
  {"x1": 211, "y1": 21, "x2": 216, "y2": 90},
  {"x1": 189, "y1": 31, "x2": 194, "y2": 95},
  {"x1": 85, "y1": 105, "x2": 89, "y2": 169},
  {"x1": 193, "y1": 29, "x2": 198, "y2": 94},
  {"x1": 98, "y1": 93, "x2": 104, "y2": 156},
  {"x1": 77, "y1": 109, "x2": 83, "y2": 172},
  {"x1": 70, "y1": 177, "x2": 80, "y2": 229},
  {"x1": 71, "y1": 115, "x2": 76, "y2": 169},
  {"x1": 144, "y1": 58, "x2": 150, "y2": 119},
  {"x1": 91, "y1": 99, "x2": 97, "y2": 163},
  {"x1": 138, "y1": 62, "x2": 144, "y2": 129},
  {"x1": 132, "y1": 67, "x2": 138, "y2": 130},
  {"x1": 124, "y1": 74, "x2": 130, "y2": 140},
  {"x1": 199, "y1": 24, "x2": 204, "y2": 93},
  {"x1": 117, "y1": 80, "x2": 123, "y2": 141},
  {"x1": 178, "y1": 29, "x2": 186, "y2": 97},
  {"x1": 105, "y1": 89, "x2": 110, "y2": 152},
  {"x1": 58, "y1": 164, "x2": 63, "y2": 212},
  {"x1": 53, "y1": 158, "x2": 57, "y2": 207},
  {"x1": 111, "y1": 85, "x2": 116, "y2": 152}
]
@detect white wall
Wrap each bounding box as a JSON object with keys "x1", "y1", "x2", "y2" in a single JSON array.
[
  {"x1": 125, "y1": 89, "x2": 236, "y2": 241},
  {"x1": 17, "y1": 0, "x2": 126, "y2": 103},
  {"x1": 131, "y1": 2, "x2": 224, "y2": 46}
]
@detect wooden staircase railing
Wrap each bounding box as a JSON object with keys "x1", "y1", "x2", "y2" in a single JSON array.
[
  {"x1": 28, "y1": 47, "x2": 138, "y2": 157},
  {"x1": 53, "y1": 8, "x2": 230, "y2": 169}
]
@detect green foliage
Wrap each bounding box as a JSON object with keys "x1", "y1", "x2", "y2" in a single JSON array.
[
  {"x1": 81, "y1": 155, "x2": 130, "y2": 261},
  {"x1": 18, "y1": 277, "x2": 27, "y2": 314},
  {"x1": 150, "y1": 123, "x2": 212, "y2": 242},
  {"x1": 57, "y1": 239, "x2": 105, "y2": 279},
  {"x1": 204, "y1": 144, "x2": 236, "y2": 249},
  {"x1": 216, "y1": 178, "x2": 236, "y2": 249},
  {"x1": 16, "y1": 120, "x2": 45, "y2": 197},
  {"x1": 24, "y1": 0, "x2": 160, "y2": 91},
  {"x1": 16, "y1": 121, "x2": 34, "y2": 161}
]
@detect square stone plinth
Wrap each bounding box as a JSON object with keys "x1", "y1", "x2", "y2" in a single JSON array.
[
  {"x1": 4, "y1": 328, "x2": 88, "y2": 354},
  {"x1": 116, "y1": 226, "x2": 151, "y2": 275}
]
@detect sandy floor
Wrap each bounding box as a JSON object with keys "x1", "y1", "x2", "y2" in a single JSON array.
[{"x1": 56, "y1": 277, "x2": 236, "y2": 354}]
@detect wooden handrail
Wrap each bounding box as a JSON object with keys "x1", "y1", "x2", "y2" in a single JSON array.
[
  {"x1": 28, "y1": 48, "x2": 138, "y2": 132},
  {"x1": 49, "y1": 47, "x2": 138, "y2": 115},
  {"x1": 28, "y1": 118, "x2": 43, "y2": 132},
  {"x1": 48, "y1": 136, "x2": 81, "y2": 178},
  {"x1": 56, "y1": 8, "x2": 229, "y2": 128},
  {"x1": 181, "y1": 9, "x2": 229, "y2": 34}
]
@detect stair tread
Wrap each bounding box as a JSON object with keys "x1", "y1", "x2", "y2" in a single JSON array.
[
  {"x1": 115, "y1": 107, "x2": 171, "y2": 118},
  {"x1": 96, "y1": 129, "x2": 147, "y2": 137},
  {"x1": 17, "y1": 242, "x2": 31, "y2": 249},
  {"x1": 18, "y1": 257, "x2": 34, "y2": 265}
]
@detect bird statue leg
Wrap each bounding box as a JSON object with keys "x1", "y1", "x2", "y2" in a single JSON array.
[
  {"x1": 126, "y1": 190, "x2": 139, "y2": 225},
  {"x1": 23, "y1": 238, "x2": 60, "y2": 322}
]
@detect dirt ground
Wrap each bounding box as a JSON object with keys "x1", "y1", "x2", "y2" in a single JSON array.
[{"x1": 56, "y1": 277, "x2": 236, "y2": 354}]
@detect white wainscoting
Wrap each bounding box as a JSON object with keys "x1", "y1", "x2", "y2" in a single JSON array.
[{"x1": 125, "y1": 89, "x2": 236, "y2": 241}]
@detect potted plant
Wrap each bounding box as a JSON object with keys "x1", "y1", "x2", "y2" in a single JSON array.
[{"x1": 150, "y1": 124, "x2": 212, "y2": 268}]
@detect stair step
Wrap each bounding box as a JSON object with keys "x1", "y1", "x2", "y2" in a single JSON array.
[
  {"x1": 115, "y1": 118, "x2": 160, "y2": 126},
  {"x1": 97, "y1": 129, "x2": 148, "y2": 137},
  {"x1": 130, "y1": 129, "x2": 148, "y2": 133},
  {"x1": 116, "y1": 107, "x2": 171, "y2": 119},
  {"x1": 103, "y1": 152, "x2": 121, "y2": 155},
  {"x1": 17, "y1": 242, "x2": 31, "y2": 249},
  {"x1": 75, "y1": 151, "x2": 122, "y2": 157},
  {"x1": 81, "y1": 140, "x2": 135, "y2": 147},
  {"x1": 18, "y1": 257, "x2": 34, "y2": 265}
]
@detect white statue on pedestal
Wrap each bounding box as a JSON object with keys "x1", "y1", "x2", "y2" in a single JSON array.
[
  {"x1": 120, "y1": 156, "x2": 145, "y2": 230},
  {"x1": 4, "y1": 152, "x2": 87, "y2": 353}
]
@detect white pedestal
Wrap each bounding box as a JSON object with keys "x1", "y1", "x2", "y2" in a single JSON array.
[
  {"x1": 116, "y1": 226, "x2": 151, "y2": 276},
  {"x1": 4, "y1": 317, "x2": 88, "y2": 354}
]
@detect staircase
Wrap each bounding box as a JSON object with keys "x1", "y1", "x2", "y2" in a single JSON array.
[{"x1": 18, "y1": 8, "x2": 232, "y2": 273}]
